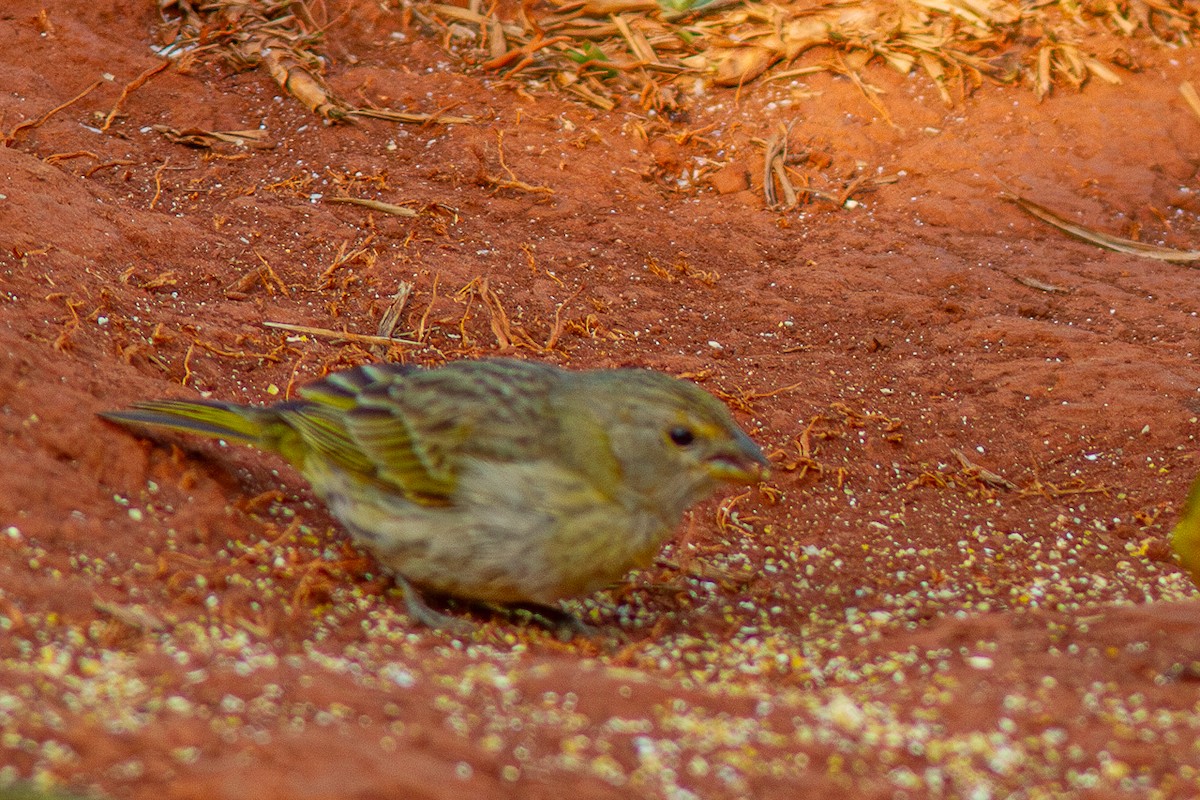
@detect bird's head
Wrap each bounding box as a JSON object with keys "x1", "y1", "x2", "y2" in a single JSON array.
[{"x1": 555, "y1": 369, "x2": 770, "y2": 515}]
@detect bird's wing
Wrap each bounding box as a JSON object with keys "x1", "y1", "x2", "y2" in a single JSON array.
[
  {"x1": 271, "y1": 401, "x2": 381, "y2": 485},
  {"x1": 296, "y1": 362, "x2": 421, "y2": 410},
  {"x1": 277, "y1": 363, "x2": 461, "y2": 504},
  {"x1": 342, "y1": 399, "x2": 465, "y2": 503},
  {"x1": 286, "y1": 360, "x2": 563, "y2": 505}
]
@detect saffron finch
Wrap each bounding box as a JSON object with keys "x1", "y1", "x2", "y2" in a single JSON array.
[{"x1": 101, "y1": 359, "x2": 769, "y2": 635}]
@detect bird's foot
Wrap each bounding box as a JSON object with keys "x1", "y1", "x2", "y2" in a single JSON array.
[
  {"x1": 395, "y1": 576, "x2": 476, "y2": 637},
  {"x1": 393, "y1": 578, "x2": 607, "y2": 643},
  {"x1": 505, "y1": 601, "x2": 601, "y2": 642}
]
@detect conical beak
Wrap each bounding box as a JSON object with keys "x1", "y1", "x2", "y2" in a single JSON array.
[{"x1": 706, "y1": 428, "x2": 770, "y2": 484}]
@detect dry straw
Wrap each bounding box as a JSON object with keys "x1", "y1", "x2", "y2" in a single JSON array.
[
  {"x1": 153, "y1": 1, "x2": 1199, "y2": 117},
  {"x1": 155, "y1": 0, "x2": 471, "y2": 122},
  {"x1": 425, "y1": 0, "x2": 1197, "y2": 110}
]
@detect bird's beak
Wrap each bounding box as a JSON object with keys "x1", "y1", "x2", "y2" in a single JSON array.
[{"x1": 706, "y1": 429, "x2": 771, "y2": 484}]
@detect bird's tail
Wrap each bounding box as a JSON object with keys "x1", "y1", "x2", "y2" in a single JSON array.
[
  {"x1": 1171, "y1": 474, "x2": 1200, "y2": 587},
  {"x1": 99, "y1": 400, "x2": 278, "y2": 447}
]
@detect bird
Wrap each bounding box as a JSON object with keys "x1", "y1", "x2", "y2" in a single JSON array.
[
  {"x1": 100, "y1": 358, "x2": 770, "y2": 636},
  {"x1": 1171, "y1": 474, "x2": 1200, "y2": 588}
]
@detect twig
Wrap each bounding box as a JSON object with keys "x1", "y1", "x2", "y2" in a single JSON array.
[
  {"x1": 1013, "y1": 274, "x2": 1068, "y2": 293},
  {"x1": 101, "y1": 61, "x2": 170, "y2": 132},
  {"x1": 1181, "y1": 81, "x2": 1200, "y2": 123},
  {"x1": 4, "y1": 78, "x2": 103, "y2": 144},
  {"x1": 85, "y1": 159, "x2": 136, "y2": 177},
  {"x1": 44, "y1": 150, "x2": 99, "y2": 165},
  {"x1": 544, "y1": 285, "x2": 584, "y2": 351},
  {"x1": 485, "y1": 130, "x2": 554, "y2": 195},
  {"x1": 416, "y1": 274, "x2": 439, "y2": 342},
  {"x1": 93, "y1": 598, "x2": 166, "y2": 631},
  {"x1": 951, "y1": 448, "x2": 1018, "y2": 491},
  {"x1": 254, "y1": 251, "x2": 291, "y2": 296},
  {"x1": 347, "y1": 107, "x2": 472, "y2": 125},
  {"x1": 181, "y1": 342, "x2": 196, "y2": 387},
  {"x1": 837, "y1": 55, "x2": 896, "y2": 129},
  {"x1": 326, "y1": 196, "x2": 418, "y2": 217},
  {"x1": 263, "y1": 321, "x2": 418, "y2": 346},
  {"x1": 152, "y1": 125, "x2": 273, "y2": 149},
  {"x1": 377, "y1": 283, "x2": 414, "y2": 339},
  {"x1": 373, "y1": 282, "x2": 414, "y2": 358},
  {"x1": 762, "y1": 124, "x2": 796, "y2": 210},
  {"x1": 1005, "y1": 193, "x2": 1200, "y2": 263},
  {"x1": 150, "y1": 158, "x2": 169, "y2": 209}
]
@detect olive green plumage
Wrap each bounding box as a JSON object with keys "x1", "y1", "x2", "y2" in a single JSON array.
[
  {"x1": 1171, "y1": 473, "x2": 1200, "y2": 588},
  {"x1": 101, "y1": 358, "x2": 769, "y2": 631}
]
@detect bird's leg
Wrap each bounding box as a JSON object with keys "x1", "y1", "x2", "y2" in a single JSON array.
[
  {"x1": 393, "y1": 576, "x2": 599, "y2": 641},
  {"x1": 395, "y1": 576, "x2": 475, "y2": 636}
]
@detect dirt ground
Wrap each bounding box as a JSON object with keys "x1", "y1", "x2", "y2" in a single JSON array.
[{"x1": 2, "y1": 0, "x2": 1200, "y2": 798}]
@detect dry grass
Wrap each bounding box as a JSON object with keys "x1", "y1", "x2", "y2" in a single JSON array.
[
  {"x1": 155, "y1": 0, "x2": 471, "y2": 122},
  {"x1": 425, "y1": 0, "x2": 1199, "y2": 111},
  {"x1": 150, "y1": 0, "x2": 1200, "y2": 118}
]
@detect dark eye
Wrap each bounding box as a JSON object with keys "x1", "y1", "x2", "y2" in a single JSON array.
[{"x1": 668, "y1": 426, "x2": 696, "y2": 447}]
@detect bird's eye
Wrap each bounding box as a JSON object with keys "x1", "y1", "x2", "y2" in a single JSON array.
[{"x1": 668, "y1": 426, "x2": 696, "y2": 447}]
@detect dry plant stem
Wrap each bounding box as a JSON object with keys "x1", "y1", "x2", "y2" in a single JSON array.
[
  {"x1": 481, "y1": 32, "x2": 571, "y2": 74},
  {"x1": 544, "y1": 286, "x2": 584, "y2": 352},
  {"x1": 761, "y1": 133, "x2": 780, "y2": 208},
  {"x1": 181, "y1": 342, "x2": 196, "y2": 387},
  {"x1": 150, "y1": 159, "x2": 169, "y2": 209},
  {"x1": 262, "y1": 48, "x2": 349, "y2": 120},
  {"x1": 44, "y1": 151, "x2": 99, "y2": 165},
  {"x1": 283, "y1": 352, "x2": 308, "y2": 399},
  {"x1": 951, "y1": 448, "x2": 1018, "y2": 491},
  {"x1": 4, "y1": 78, "x2": 102, "y2": 144},
  {"x1": 326, "y1": 197, "x2": 418, "y2": 217},
  {"x1": 761, "y1": 125, "x2": 796, "y2": 210},
  {"x1": 254, "y1": 252, "x2": 291, "y2": 295},
  {"x1": 837, "y1": 56, "x2": 895, "y2": 128},
  {"x1": 376, "y1": 283, "x2": 414, "y2": 340},
  {"x1": 483, "y1": 130, "x2": 555, "y2": 194},
  {"x1": 86, "y1": 159, "x2": 136, "y2": 177},
  {"x1": 1013, "y1": 274, "x2": 1068, "y2": 293},
  {"x1": 373, "y1": 283, "x2": 414, "y2": 358},
  {"x1": 158, "y1": 0, "x2": 467, "y2": 124},
  {"x1": 93, "y1": 598, "x2": 166, "y2": 632},
  {"x1": 612, "y1": 14, "x2": 658, "y2": 66},
  {"x1": 421, "y1": 0, "x2": 1182, "y2": 120},
  {"x1": 101, "y1": 61, "x2": 170, "y2": 132},
  {"x1": 483, "y1": 8, "x2": 509, "y2": 60},
  {"x1": 192, "y1": 338, "x2": 288, "y2": 362},
  {"x1": 1019, "y1": 478, "x2": 1111, "y2": 499},
  {"x1": 347, "y1": 107, "x2": 473, "y2": 125},
  {"x1": 739, "y1": 381, "x2": 803, "y2": 403},
  {"x1": 262, "y1": 321, "x2": 419, "y2": 347},
  {"x1": 771, "y1": 159, "x2": 797, "y2": 210},
  {"x1": 1180, "y1": 81, "x2": 1200, "y2": 121},
  {"x1": 559, "y1": 79, "x2": 615, "y2": 110},
  {"x1": 315, "y1": 237, "x2": 376, "y2": 291},
  {"x1": 152, "y1": 125, "x2": 273, "y2": 149},
  {"x1": 1005, "y1": 194, "x2": 1200, "y2": 262},
  {"x1": 475, "y1": 278, "x2": 522, "y2": 349},
  {"x1": 52, "y1": 297, "x2": 83, "y2": 352},
  {"x1": 415, "y1": 274, "x2": 439, "y2": 342}
]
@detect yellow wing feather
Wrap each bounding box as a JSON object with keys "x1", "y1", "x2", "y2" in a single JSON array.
[{"x1": 1171, "y1": 474, "x2": 1200, "y2": 587}]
